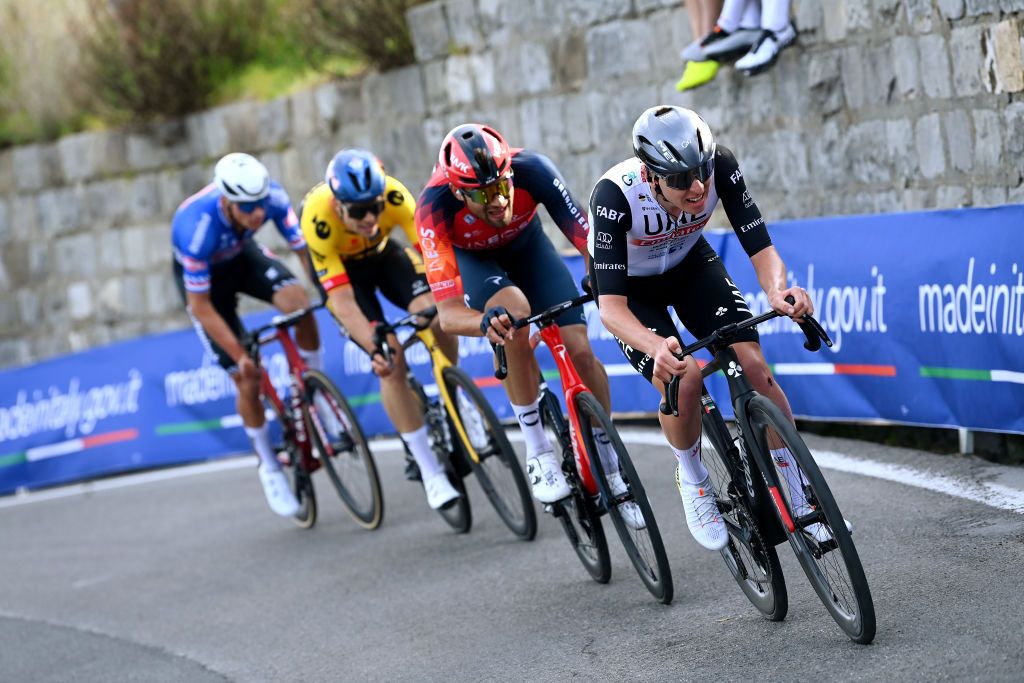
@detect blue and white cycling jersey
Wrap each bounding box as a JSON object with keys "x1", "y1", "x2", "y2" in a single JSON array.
[{"x1": 171, "y1": 181, "x2": 304, "y2": 293}]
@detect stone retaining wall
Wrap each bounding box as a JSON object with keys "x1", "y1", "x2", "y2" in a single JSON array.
[{"x1": 1, "y1": 0, "x2": 1022, "y2": 369}]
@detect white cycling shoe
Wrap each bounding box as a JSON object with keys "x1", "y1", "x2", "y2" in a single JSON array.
[
  {"x1": 606, "y1": 471, "x2": 646, "y2": 530},
  {"x1": 258, "y1": 465, "x2": 301, "y2": 517},
  {"x1": 676, "y1": 468, "x2": 729, "y2": 551},
  {"x1": 423, "y1": 471, "x2": 461, "y2": 510},
  {"x1": 526, "y1": 451, "x2": 571, "y2": 503},
  {"x1": 735, "y1": 24, "x2": 797, "y2": 75}
]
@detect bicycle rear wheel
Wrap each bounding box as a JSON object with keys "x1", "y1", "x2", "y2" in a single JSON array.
[
  {"x1": 304, "y1": 370, "x2": 384, "y2": 530},
  {"x1": 444, "y1": 367, "x2": 536, "y2": 541},
  {"x1": 700, "y1": 408, "x2": 787, "y2": 621},
  {"x1": 746, "y1": 395, "x2": 876, "y2": 644},
  {"x1": 576, "y1": 392, "x2": 673, "y2": 604}
]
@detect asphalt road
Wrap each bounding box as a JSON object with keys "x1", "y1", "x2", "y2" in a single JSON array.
[{"x1": 2, "y1": 429, "x2": 1023, "y2": 682}]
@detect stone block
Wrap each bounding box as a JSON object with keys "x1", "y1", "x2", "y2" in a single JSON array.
[
  {"x1": 0, "y1": 339, "x2": 31, "y2": 369},
  {"x1": 846, "y1": 121, "x2": 893, "y2": 185},
  {"x1": 98, "y1": 275, "x2": 145, "y2": 321},
  {"x1": 122, "y1": 226, "x2": 149, "y2": 271},
  {"x1": 25, "y1": 242, "x2": 51, "y2": 282},
  {"x1": 972, "y1": 109, "x2": 1004, "y2": 172},
  {"x1": 636, "y1": 0, "x2": 676, "y2": 11},
  {"x1": 387, "y1": 65, "x2": 428, "y2": 117},
  {"x1": 966, "y1": 0, "x2": 1001, "y2": 14},
  {"x1": 143, "y1": 223, "x2": 172, "y2": 270},
  {"x1": 57, "y1": 132, "x2": 102, "y2": 184},
  {"x1": 469, "y1": 54, "x2": 497, "y2": 100},
  {"x1": 919, "y1": 34, "x2": 953, "y2": 98},
  {"x1": 866, "y1": 44, "x2": 897, "y2": 105},
  {"x1": 0, "y1": 198, "x2": 8, "y2": 245},
  {"x1": 974, "y1": 186, "x2": 1008, "y2": 206},
  {"x1": 157, "y1": 169, "x2": 188, "y2": 217},
  {"x1": 938, "y1": 0, "x2": 966, "y2": 19},
  {"x1": 0, "y1": 256, "x2": 8, "y2": 291},
  {"x1": 847, "y1": 0, "x2": 873, "y2": 31},
  {"x1": 446, "y1": 0, "x2": 484, "y2": 51},
  {"x1": 794, "y1": 0, "x2": 823, "y2": 42},
  {"x1": 892, "y1": 36, "x2": 919, "y2": 99},
  {"x1": 807, "y1": 51, "x2": 844, "y2": 115},
  {"x1": 840, "y1": 46, "x2": 867, "y2": 110},
  {"x1": 950, "y1": 25, "x2": 985, "y2": 97},
  {"x1": 126, "y1": 120, "x2": 192, "y2": 172},
  {"x1": 518, "y1": 99, "x2": 543, "y2": 151},
  {"x1": 9, "y1": 195, "x2": 37, "y2": 242},
  {"x1": 13, "y1": 145, "x2": 46, "y2": 192},
  {"x1": 915, "y1": 113, "x2": 946, "y2": 179},
  {"x1": 984, "y1": 20, "x2": 1024, "y2": 93},
  {"x1": 422, "y1": 60, "x2": 449, "y2": 115},
  {"x1": 96, "y1": 230, "x2": 125, "y2": 275},
  {"x1": 290, "y1": 89, "x2": 317, "y2": 140},
  {"x1": 445, "y1": 56, "x2": 477, "y2": 105},
  {"x1": 312, "y1": 82, "x2": 340, "y2": 134},
  {"x1": 1005, "y1": 101, "x2": 1024, "y2": 156},
  {"x1": 943, "y1": 110, "x2": 974, "y2": 174},
  {"x1": 186, "y1": 109, "x2": 230, "y2": 161},
  {"x1": 905, "y1": 0, "x2": 937, "y2": 31},
  {"x1": 37, "y1": 187, "x2": 80, "y2": 238},
  {"x1": 772, "y1": 130, "x2": 811, "y2": 191},
  {"x1": 129, "y1": 175, "x2": 162, "y2": 223},
  {"x1": 936, "y1": 185, "x2": 969, "y2": 209},
  {"x1": 553, "y1": 30, "x2": 587, "y2": 90},
  {"x1": 67, "y1": 282, "x2": 93, "y2": 321},
  {"x1": 822, "y1": 0, "x2": 848, "y2": 42},
  {"x1": 565, "y1": 92, "x2": 598, "y2": 153},
  {"x1": 519, "y1": 42, "x2": 554, "y2": 95},
  {"x1": 587, "y1": 21, "x2": 652, "y2": 82},
  {"x1": 589, "y1": 84, "x2": 658, "y2": 149},
  {"x1": 335, "y1": 80, "x2": 365, "y2": 126},
  {"x1": 1001, "y1": 0, "x2": 1024, "y2": 10},
  {"x1": 407, "y1": 1, "x2": 450, "y2": 62},
  {"x1": 564, "y1": 0, "x2": 631, "y2": 27},
  {"x1": 16, "y1": 289, "x2": 40, "y2": 327},
  {"x1": 55, "y1": 233, "x2": 99, "y2": 279},
  {"x1": 886, "y1": 118, "x2": 917, "y2": 180}
]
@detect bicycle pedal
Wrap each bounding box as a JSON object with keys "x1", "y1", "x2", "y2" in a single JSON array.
[
  {"x1": 543, "y1": 504, "x2": 554, "y2": 514},
  {"x1": 404, "y1": 461, "x2": 422, "y2": 482}
]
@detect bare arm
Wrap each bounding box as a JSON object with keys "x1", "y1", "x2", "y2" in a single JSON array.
[
  {"x1": 749, "y1": 246, "x2": 813, "y2": 319},
  {"x1": 326, "y1": 285, "x2": 376, "y2": 354},
  {"x1": 597, "y1": 293, "x2": 685, "y2": 385},
  {"x1": 436, "y1": 296, "x2": 490, "y2": 339},
  {"x1": 186, "y1": 291, "x2": 246, "y2": 364}
]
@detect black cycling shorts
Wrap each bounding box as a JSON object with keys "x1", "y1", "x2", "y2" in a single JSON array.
[
  {"x1": 174, "y1": 240, "x2": 301, "y2": 372},
  {"x1": 591, "y1": 237, "x2": 758, "y2": 382},
  {"x1": 339, "y1": 239, "x2": 431, "y2": 323},
  {"x1": 455, "y1": 219, "x2": 585, "y2": 328}
]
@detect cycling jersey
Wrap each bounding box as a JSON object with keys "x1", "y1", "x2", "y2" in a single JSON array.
[
  {"x1": 588, "y1": 146, "x2": 770, "y2": 295},
  {"x1": 300, "y1": 175, "x2": 420, "y2": 292},
  {"x1": 416, "y1": 149, "x2": 590, "y2": 303},
  {"x1": 171, "y1": 181, "x2": 303, "y2": 294}
]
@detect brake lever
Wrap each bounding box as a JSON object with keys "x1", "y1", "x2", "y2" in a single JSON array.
[
  {"x1": 494, "y1": 343, "x2": 508, "y2": 381},
  {"x1": 659, "y1": 375, "x2": 680, "y2": 417}
]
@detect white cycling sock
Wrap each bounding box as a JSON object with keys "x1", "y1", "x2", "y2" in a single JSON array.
[
  {"x1": 402, "y1": 425, "x2": 443, "y2": 479},
  {"x1": 592, "y1": 427, "x2": 620, "y2": 475},
  {"x1": 741, "y1": 0, "x2": 762, "y2": 30},
  {"x1": 298, "y1": 346, "x2": 324, "y2": 372},
  {"x1": 511, "y1": 399, "x2": 552, "y2": 457},
  {"x1": 761, "y1": 0, "x2": 790, "y2": 33},
  {"x1": 770, "y1": 447, "x2": 808, "y2": 508},
  {"x1": 673, "y1": 438, "x2": 708, "y2": 485},
  {"x1": 245, "y1": 424, "x2": 279, "y2": 471},
  {"x1": 718, "y1": 0, "x2": 754, "y2": 32}
]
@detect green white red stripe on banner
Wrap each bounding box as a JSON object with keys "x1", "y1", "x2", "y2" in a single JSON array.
[
  {"x1": 920, "y1": 367, "x2": 1024, "y2": 384},
  {"x1": 0, "y1": 428, "x2": 139, "y2": 468},
  {"x1": 769, "y1": 363, "x2": 897, "y2": 377}
]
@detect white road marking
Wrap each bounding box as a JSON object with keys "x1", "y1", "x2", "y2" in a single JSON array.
[{"x1": 2, "y1": 431, "x2": 1022, "y2": 516}]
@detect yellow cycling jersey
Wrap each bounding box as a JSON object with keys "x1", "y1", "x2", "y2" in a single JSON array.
[{"x1": 300, "y1": 176, "x2": 419, "y2": 291}]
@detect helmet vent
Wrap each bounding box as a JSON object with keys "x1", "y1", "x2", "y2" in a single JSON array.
[{"x1": 654, "y1": 106, "x2": 674, "y2": 118}]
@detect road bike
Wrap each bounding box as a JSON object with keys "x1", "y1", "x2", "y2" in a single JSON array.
[
  {"x1": 243, "y1": 303, "x2": 383, "y2": 530},
  {"x1": 373, "y1": 307, "x2": 536, "y2": 539},
  {"x1": 660, "y1": 299, "x2": 876, "y2": 643},
  {"x1": 495, "y1": 294, "x2": 673, "y2": 603}
]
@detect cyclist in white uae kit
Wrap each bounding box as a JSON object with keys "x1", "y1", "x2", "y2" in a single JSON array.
[{"x1": 588, "y1": 105, "x2": 845, "y2": 550}]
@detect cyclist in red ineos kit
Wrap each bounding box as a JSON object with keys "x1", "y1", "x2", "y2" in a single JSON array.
[
  {"x1": 416, "y1": 124, "x2": 643, "y2": 527},
  {"x1": 588, "y1": 105, "x2": 845, "y2": 551}
]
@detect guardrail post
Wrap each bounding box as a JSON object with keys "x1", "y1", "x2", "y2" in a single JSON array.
[{"x1": 958, "y1": 428, "x2": 975, "y2": 455}]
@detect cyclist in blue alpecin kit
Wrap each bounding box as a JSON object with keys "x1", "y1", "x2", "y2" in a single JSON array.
[{"x1": 171, "y1": 152, "x2": 323, "y2": 518}]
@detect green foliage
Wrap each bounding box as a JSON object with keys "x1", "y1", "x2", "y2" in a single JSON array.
[
  {"x1": 290, "y1": 0, "x2": 428, "y2": 72},
  {"x1": 75, "y1": 0, "x2": 270, "y2": 119}
]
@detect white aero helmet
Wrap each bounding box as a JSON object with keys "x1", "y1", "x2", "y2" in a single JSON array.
[{"x1": 214, "y1": 153, "x2": 270, "y2": 203}]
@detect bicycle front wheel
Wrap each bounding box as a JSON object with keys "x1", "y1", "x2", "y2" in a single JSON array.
[
  {"x1": 700, "y1": 409, "x2": 787, "y2": 621},
  {"x1": 443, "y1": 367, "x2": 536, "y2": 541},
  {"x1": 304, "y1": 370, "x2": 384, "y2": 530},
  {"x1": 576, "y1": 392, "x2": 673, "y2": 604},
  {"x1": 747, "y1": 395, "x2": 876, "y2": 644}
]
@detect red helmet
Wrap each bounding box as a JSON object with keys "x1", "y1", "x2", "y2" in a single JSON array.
[{"x1": 438, "y1": 123, "x2": 512, "y2": 189}]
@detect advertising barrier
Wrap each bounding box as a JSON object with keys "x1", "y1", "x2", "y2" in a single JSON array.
[{"x1": 1, "y1": 206, "x2": 1021, "y2": 494}]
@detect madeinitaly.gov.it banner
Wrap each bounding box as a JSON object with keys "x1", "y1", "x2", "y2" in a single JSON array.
[{"x1": 1, "y1": 206, "x2": 1022, "y2": 494}]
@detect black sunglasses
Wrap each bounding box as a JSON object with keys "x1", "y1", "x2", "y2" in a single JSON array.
[
  {"x1": 660, "y1": 158, "x2": 714, "y2": 190},
  {"x1": 343, "y1": 199, "x2": 385, "y2": 219}
]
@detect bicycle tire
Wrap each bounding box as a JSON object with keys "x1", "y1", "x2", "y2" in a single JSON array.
[
  {"x1": 746, "y1": 395, "x2": 876, "y2": 644},
  {"x1": 539, "y1": 391, "x2": 610, "y2": 582},
  {"x1": 443, "y1": 366, "x2": 537, "y2": 541},
  {"x1": 576, "y1": 392, "x2": 674, "y2": 604},
  {"x1": 289, "y1": 468, "x2": 317, "y2": 530},
  {"x1": 304, "y1": 370, "x2": 384, "y2": 530},
  {"x1": 700, "y1": 408, "x2": 787, "y2": 621},
  {"x1": 435, "y1": 466, "x2": 473, "y2": 534}
]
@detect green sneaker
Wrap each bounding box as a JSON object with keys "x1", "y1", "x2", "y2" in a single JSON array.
[{"x1": 675, "y1": 60, "x2": 719, "y2": 92}]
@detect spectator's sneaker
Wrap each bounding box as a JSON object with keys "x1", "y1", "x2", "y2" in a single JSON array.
[
  {"x1": 526, "y1": 451, "x2": 571, "y2": 503},
  {"x1": 676, "y1": 467, "x2": 728, "y2": 551},
  {"x1": 735, "y1": 24, "x2": 797, "y2": 75},
  {"x1": 679, "y1": 38, "x2": 706, "y2": 63},
  {"x1": 258, "y1": 465, "x2": 300, "y2": 517},
  {"x1": 606, "y1": 471, "x2": 646, "y2": 530},
  {"x1": 701, "y1": 25, "x2": 762, "y2": 61},
  {"x1": 675, "y1": 60, "x2": 719, "y2": 91},
  {"x1": 424, "y1": 471, "x2": 461, "y2": 510}
]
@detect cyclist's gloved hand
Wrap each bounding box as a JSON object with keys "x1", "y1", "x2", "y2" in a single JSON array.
[{"x1": 480, "y1": 306, "x2": 514, "y2": 344}]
